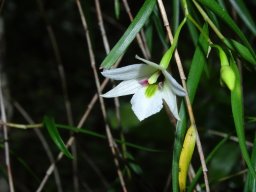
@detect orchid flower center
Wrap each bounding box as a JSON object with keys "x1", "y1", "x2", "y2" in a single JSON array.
[
  {"x1": 144, "y1": 71, "x2": 166, "y2": 98},
  {"x1": 148, "y1": 71, "x2": 165, "y2": 87},
  {"x1": 145, "y1": 84, "x2": 158, "y2": 98}
]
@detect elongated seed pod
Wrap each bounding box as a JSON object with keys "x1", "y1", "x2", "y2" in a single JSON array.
[{"x1": 179, "y1": 125, "x2": 196, "y2": 192}]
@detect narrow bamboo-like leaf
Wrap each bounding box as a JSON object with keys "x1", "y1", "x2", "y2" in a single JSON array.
[
  {"x1": 186, "y1": 19, "x2": 199, "y2": 46},
  {"x1": 172, "y1": 24, "x2": 209, "y2": 192},
  {"x1": 145, "y1": 21, "x2": 153, "y2": 52},
  {"x1": 172, "y1": 0, "x2": 180, "y2": 32},
  {"x1": 197, "y1": 0, "x2": 256, "y2": 63},
  {"x1": 152, "y1": 8, "x2": 168, "y2": 49},
  {"x1": 229, "y1": 0, "x2": 256, "y2": 35},
  {"x1": 101, "y1": 0, "x2": 156, "y2": 69},
  {"x1": 244, "y1": 133, "x2": 256, "y2": 192},
  {"x1": 43, "y1": 116, "x2": 73, "y2": 159},
  {"x1": 188, "y1": 137, "x2": 228, "y2": 192},
  {"x1": 230, "y1": 57, "x2": 256, "y2": 178},
  {"x1": 56, "y1": 124, "x2": 164, "y2": 153},
  {"x1": 224, "y1": 38, "x2": 256, "y2": 66},
  {"x1": 114, "y1": 0, "x2": 120, "y2": 19}
]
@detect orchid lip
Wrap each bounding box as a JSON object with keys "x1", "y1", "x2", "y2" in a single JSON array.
[{"x1": 139, "y1": 79, "x2": 149, "y2": 86}]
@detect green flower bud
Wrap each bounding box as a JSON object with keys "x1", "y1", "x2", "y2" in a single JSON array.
[
  {"x1": 220, "y1": 65, "x2": 236, "y2": 91},
  {"x1": 213, "y1": 45, "x2": 236, "y2": 91}
]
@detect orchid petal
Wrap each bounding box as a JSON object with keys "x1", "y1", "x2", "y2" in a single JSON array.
[
  {"x1": 101, "y1": 80, "x2": 142, "y2": 98},
  {"x1": 162, "y1": 70, "x2": 186, "y2": 96},
  {"x1": 161, "y1": 82, "x2": 180, "y2": 120},
  {"x1": 102, "y1": 64, "x2": 156, "y2": 80},
  {"x1": 131, "y1": 87, "x2": 163, "y2": 121}
]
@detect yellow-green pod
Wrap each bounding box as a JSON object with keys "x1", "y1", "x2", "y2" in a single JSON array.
[
  {"x1": 220, "y1": 65, "x2": 236, "y2": 91},
  {"x1": 179, "y1": 125, "x2": 196, "y2": 192}
]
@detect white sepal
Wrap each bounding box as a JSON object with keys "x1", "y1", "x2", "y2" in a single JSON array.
[
  {"x1": 162, "y1": 70, "x2": 186, "y2": 96},
  {"x1": 101, "y1": 80, "x2": 142, "y2": 98},
  {"x1": 161, "y1": 81, "x2": 180, "y2": 120},
  {"x1": 101, "y1": 64, "x2": 156, "y2": 80}
]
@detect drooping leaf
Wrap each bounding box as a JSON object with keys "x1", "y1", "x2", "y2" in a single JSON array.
[
  {"x1": 172, "y1": 24, "x2": 209, "y2": 192},
  {"x1": 244, "y1": 133, "x2": 256, "y2": 192},
  {"x1": 229, "y1": 0, "x2": 256, "y2": 35},
  {"x1": 152, "y1": 7, "x2": 168, "y2": 49},
  {"x1": 101, "y1": 0, "x2": 156, "y2": 69},
  {"x1": 197, "y1": 0, "x2": 256, "y2": 64},
  {"x1": 224, "y1": 38, "x2": 256, "y2": 66},
  {"x1": 230, "y1": 57, "x2": 256, "y2": 178},
  {"x1": 43, "y1": 116, "x2": 73, "y2": 159}
]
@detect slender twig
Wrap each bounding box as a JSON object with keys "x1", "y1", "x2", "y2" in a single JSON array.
[
  {"x1": 208, "y1": 130, "x2": 253, "y2": 147},
  {"x1": 94, "y1": 0, "x2": 110, "y2": 54},
  {"x1": 35, "y1": 1, "x2": 78, "y2": 191},
  {"x1": 13, "y1": 102, "x2": 63, "y2": 192},
  {"x1": 217, "y1": 169, "x2": 247, "y2": 182},
  {"x1": 189, "y1": 165, "x2": 201, "y2": 192},
  {"x1": 35, "y1": 56, "x2": 123, "y2": 192},
  {"x1": 192, "y1": 0, "x2": 224, "y2": 41},
  {"x1": 95, "y1": 0, "x2": 131, "y2": 178},
  {"x1": 75, "y1": 0, "x2": 127, "y2": 191},
  {"x1": 121, "y1": 0, "x2": 151, "y2": 59},
  {"x1": 0, "y1": 79, "x2": 15, "y2": 192},
  {"x1": 157, "y1": 1, "x2": 210, "y2": 191}
]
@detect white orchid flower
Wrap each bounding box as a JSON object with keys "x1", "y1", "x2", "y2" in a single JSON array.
[{"x1": 101, "y1": 56, "x2": 186, "y2": 121}]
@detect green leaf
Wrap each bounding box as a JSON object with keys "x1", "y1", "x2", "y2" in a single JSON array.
[
  {"x1": 244, "y1": 133, "x2": 256, "y2": 192},
  {"x1": 100, "y1": 0, "x2": 156, "y2": 69},
  {"x1": 152, "y1": 8, "x2": 168, "y2": 50},
  {"x1": 230, "y1": 57, "x2": 256, "y2": 178},
  {"x1": 197, "y1": 0, "x2": 256, "y2": 64},
  {"x1": 172, "y1": 24, "x2": 209, "y2": 192},
  {"x1": 56, "y1": 124, "x2": 165, "y2": 153},
  {"x1": 114, "y1": 0, "x2": 120, "y2": 19},
  {"x1": 229, "y1": 0, "x2": 256, "y2": 35},
  {"x1": 43, "y1": 116, "x2": 73, "y2": 159},
  {"x1": 172, "y1": 0, "x2": 180, "y2": 32},
  {"x1": 224, "y1": 38, "x2": 256, "y2": 66}
]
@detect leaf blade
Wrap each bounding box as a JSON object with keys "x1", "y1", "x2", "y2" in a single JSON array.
[
  {"x1": 230, "y1": 57, "x2": 256, "y2": 178},
  {"x1": 197, "y1": 0, "x2": 256, "y2": 64},
  {"x1": 44, "y1": 116, "x2": 73, "y2": 159},
  {"x1": 100, "y1": 0, "x2": 156, "y2": 69}
]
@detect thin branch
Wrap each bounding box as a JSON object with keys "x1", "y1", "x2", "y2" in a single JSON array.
[
  {"x1": 208, "y1": 130, "x2": 253, "y2": 147},
  {"x1": 13, "y1": 102, "x2": 63, "y2": 192},
  {"x1": 189, "y1": 165, "x2": 201, "y2": 192},
  {"x1": 95, "y1": 0, "x2": 131, "y2": 179},
  {"x1": 0, "y1": 78, "x2": 15, "y2": 192},
  {"x1": 35, "y1": 1, "x2": 78, "y2": 191},
  {"x1": 75, "y1": 0, "x2": 127, "y2": 191},
  {"x1": 157, "y1": 1, "x2": 210, "y2": 191}
]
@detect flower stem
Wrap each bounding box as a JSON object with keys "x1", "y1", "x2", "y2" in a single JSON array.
[
  {"x1": 157, "y1": 1, "x2": 210, "y2": 192},
  {"x1": 192, "y1": 0, "x2": 225, "y2": 41}
]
